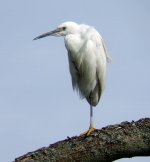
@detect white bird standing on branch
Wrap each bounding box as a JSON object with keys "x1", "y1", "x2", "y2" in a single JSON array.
[{"x1": 34, "y1": 21, "x2": 110, "y2": 136}]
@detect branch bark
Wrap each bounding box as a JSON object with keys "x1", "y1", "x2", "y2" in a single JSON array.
[{"x1": 14, "y1": 118, "x2": 150, "y2": 162}]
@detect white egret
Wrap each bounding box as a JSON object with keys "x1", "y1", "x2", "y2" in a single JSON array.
[{"x1": 34, "y1": 21, "x2": 110, "y2": 136}]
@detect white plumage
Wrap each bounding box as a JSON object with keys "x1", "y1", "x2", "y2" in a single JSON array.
[{"x1": 34, "y1": 21, "x2": 110, "y2": 135}]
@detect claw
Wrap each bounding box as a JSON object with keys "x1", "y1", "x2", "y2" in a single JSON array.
[{"x1": 80, "y1": 127, "x2": 96, "y2": 136}]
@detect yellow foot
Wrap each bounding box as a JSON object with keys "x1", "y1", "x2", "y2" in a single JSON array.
[{"x1": 80, "y1": 127, "x2": 96, "y2": 136}]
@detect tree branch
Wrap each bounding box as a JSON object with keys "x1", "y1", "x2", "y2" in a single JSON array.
[{"x1": 14, "y1": 118, "x2": 150, "y2": 162}]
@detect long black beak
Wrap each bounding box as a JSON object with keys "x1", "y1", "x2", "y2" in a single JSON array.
[{"x1": 33, "y1": 28, "x2": 62, "y2": 40}]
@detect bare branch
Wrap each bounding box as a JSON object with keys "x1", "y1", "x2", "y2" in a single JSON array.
[{"x1": 14, "y1": 118, "x2": 150, "y2": 162}]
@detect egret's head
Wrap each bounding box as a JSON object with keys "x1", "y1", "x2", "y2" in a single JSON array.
[
  {"x1": 33, "y1": 21, "x2": 79, "y2": 40},
  {"x1": 57, "y1": 22, "x2": 80, "y2": 36}
]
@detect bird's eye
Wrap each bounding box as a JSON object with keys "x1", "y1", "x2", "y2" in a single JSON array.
[{"x1": 62, "y1": 27, "x2": 66, "y2": 30}]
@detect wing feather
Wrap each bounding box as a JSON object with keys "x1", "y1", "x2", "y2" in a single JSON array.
[{"x1": 67, "y1": 50, "x2": 84, "y2": 97}]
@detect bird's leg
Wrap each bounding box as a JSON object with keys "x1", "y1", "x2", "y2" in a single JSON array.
[
  {"x1": 80, "y1": 94, "x2": 96, "y2": 136},
  {"x1": 86, "y1": 98, "x2": 96, "y2": 136},
  {"x1": 90, "y1": 102, "x2": 94, "y2": 128}
]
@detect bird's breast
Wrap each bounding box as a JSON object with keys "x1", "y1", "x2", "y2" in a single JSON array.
[{"x1": 65, "y1": 34, "x2": 83, "y2": 54}]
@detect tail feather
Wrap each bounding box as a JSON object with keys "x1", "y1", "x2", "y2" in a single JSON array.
[{"x1": 86, "y1": 76, "x2": 102, "y2": 106}]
